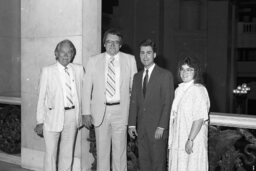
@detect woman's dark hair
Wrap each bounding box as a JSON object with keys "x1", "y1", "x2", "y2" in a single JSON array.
[
  {"x1": 103, "y1": 28, "x2": 123, "y2": 46},
  {"x1": 177, "y1": 56, "x2": 204, "y2": 84},
  {"x1": 54, "y1": 39, "x2": 76, "y2": 62}
]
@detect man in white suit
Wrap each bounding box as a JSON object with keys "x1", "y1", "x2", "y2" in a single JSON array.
[
  {"x1": 34, "y1": 39, "x2": 84, "y2": 171},
  {"x1": 82, "y1": 28, "x2": 137, "y2": 171}
]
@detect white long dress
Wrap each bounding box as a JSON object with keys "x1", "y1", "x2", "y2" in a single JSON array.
[{"x1": 168, "y1": 81, "x2": 210, "y2": 171}]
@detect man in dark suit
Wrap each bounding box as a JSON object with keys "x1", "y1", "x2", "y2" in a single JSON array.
[{"x1": 128, "y1": 39, "x2": 174, "y2": 171}]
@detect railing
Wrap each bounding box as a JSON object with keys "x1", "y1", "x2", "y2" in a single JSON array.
[
  {"x1": 210, "y1": 112, "x2": 256, "y2": 129},
  {"x1": 0, "y1": 96, "x2": 21, "y2": 105},
  {"x1": 210, "y1": 112, "x2": 256, "y2": 171}
]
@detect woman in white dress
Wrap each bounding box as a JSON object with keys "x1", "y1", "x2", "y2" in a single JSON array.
[{"x1": 168, "y1": 56, "x2": 210, "y2": 171}]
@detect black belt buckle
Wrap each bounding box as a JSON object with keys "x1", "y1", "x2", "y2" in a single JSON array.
[
  {"x1": 64, "y1": 106, "x2": 75, "y2": 110},
  {"x1": 106, "y1": 102, "x2": 120, "y2": 106}
]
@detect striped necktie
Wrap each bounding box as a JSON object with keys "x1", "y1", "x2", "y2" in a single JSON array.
[
  {"x1": 106, "y1": 57, "x2": 116, "y2": 98},
  {"x1": 64, "y1": 67, "x2": 74, "y2": 107}
]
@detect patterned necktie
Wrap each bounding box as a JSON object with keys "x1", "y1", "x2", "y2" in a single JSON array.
[
  {"x1": 64, "y1": 67, "x2": 73, "y2": 107},
  {"x1": 106, "y1": 57, "x2": 116, "y2": 98},
  {"x1": 143, "y1": 69, "x2": 148, "y2": 98}
]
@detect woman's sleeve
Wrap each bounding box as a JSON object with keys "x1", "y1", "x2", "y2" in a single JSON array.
[{"x1": 191, "y1": 86, "x2": 210, "y2": 121}]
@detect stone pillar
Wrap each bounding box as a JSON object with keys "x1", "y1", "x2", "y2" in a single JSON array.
[
  {"x1": 81, "y1": 1, "x2": 101, "y2": 170},
  {"x1": 21, "y1": 0, "x2": 101, "y2": 170}
]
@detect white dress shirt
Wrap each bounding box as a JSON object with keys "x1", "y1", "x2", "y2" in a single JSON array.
[
  {"x1": 142, "y1": 63, "x2": 155, "y2": 85},
  {"x1": 105, "y1": 53, "x2": 121, "y2": 103}
]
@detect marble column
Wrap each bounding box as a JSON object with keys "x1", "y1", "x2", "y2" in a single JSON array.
[
  {"x1": 81, "y1": 1, "x2": 102, "y2": 170},
  {"x1": 21, "y1": 0, "x2": 101, "y2": 170}
]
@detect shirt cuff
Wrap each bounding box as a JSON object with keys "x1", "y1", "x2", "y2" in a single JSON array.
[
  {"x1": 157, "y1": 127, "x2": 164, "y2": 130},
  {"x1": 36, "y1": 121, "x2": 43, "y2": 125},
  {"x1": 129, "y1": 126, "x2": 136, "y2": 128}
]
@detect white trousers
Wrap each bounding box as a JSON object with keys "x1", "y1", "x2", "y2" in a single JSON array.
[
  {"x1": 43, "y1": 109, "x2": 77, "y2": 171},
  {"x1": 95, "y1": 105, "x2": 127, "y2": 171}
]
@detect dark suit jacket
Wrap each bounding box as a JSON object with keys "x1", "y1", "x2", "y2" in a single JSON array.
[{"x1": 128, "y1": 65, "x2": 174, "y2": 140}]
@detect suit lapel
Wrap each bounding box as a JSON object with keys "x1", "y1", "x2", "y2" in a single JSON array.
[
  {"x1": 101, "y1": 53, "x2": 107, "y2": 83},
  {"x1": 52, "y1": 63, "x2": 64, "y2": 100},
  {"x1": 96, "y1": 53, "x2": 107, "y2": 95},
  {"x1": 69, "y1": 64, "x2": 79, "y2": 99},
  {"x1": 69, "y1": 64, "x2": 77, "y2": 84},
  {"x1": 119, "y1": 52, "x2": 125, "y2": 88},
  {"x1": 53, "y1": 63, "x2": 62, "y2": 87},
  {"x1": 138, "y1": 71, "x2": 144, "y2": 102}
]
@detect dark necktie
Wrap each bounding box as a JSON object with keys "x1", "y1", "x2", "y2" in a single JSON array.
[{"x1": 143, "y1": 69, "x2": 148, "y2": 98}]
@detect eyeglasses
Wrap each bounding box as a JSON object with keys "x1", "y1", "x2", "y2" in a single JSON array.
[
  {"x1": 105, "y1": 40, "x2": 120, "y2": 45},
  {"x1": 180, "y1": 68, "x2": 195, "y2": 73}
]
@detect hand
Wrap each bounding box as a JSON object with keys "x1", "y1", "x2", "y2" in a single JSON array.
[
  {"x1": 34, "y1": 123, "x2": 44, "y2": 138},
  {"x1": 185, "y1": 139, "x2": 193, "y2": 154},
  {"x1": 128, "y1": 127, "x2": 138, "y2": 139},
  {"x1": 154, "y1": 127, "x2": 164, "y2": 139},
  {"x1": 82, "y1": 115, "x2": 93, "y2": 129}
]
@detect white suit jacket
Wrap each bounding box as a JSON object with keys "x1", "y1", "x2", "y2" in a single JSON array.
[
  {"x1": 36, "y1": 63, "x2": 84, "y2": 132},
  {"x1": 82, "y1": 52, "x2": 137, "y2": 126}
]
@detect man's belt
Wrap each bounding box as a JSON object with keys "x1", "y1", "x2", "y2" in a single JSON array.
[
  {"x1": 106, "y1": 102, "x2": 120, "y2": 106},
  {"x1": 64, "y1": 106, "x2": 75, "y2": 110}
]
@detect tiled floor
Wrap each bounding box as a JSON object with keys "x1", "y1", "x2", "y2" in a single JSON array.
[{"x1": 0, "y1": 161, "x2": 32, "y2": 171}]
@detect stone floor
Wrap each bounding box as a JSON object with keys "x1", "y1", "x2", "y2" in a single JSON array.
[{"x1": 0, "y1": 161, "x2": 32, "y2": 171}]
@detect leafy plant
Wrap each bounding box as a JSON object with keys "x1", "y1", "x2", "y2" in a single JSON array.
[{"x1": 0, "y1": 105, "x2": 21, "y2": 154}]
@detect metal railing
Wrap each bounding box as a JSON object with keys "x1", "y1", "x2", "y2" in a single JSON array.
[
  {"x1": 210, "y1": 112, "x2": 256, "y2": 129},
  {"x1": 0, "y1": 96, "x2": 21, "y2": 105}
]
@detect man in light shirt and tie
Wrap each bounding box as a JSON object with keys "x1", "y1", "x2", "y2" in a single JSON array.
[
  {"x1": 34, "y1": 40, "x2": 84, "y2": 171},
  {"x1": 82, "y1": 28, "x2": 137, "y2": 171}
]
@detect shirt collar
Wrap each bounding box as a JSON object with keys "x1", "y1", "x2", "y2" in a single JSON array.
[
  {"x1": 178, "y1": 79, "x2": 194, "y2": 90},
  {"x1": 106, "y1": 52, "x2": 119, "y2": 62},
  {"x1": 57, "y1": 61, "x2": 71, "y2": 71},
  {"x1": 144, "y1": 63, "x2": 155, "y2": 73}
]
